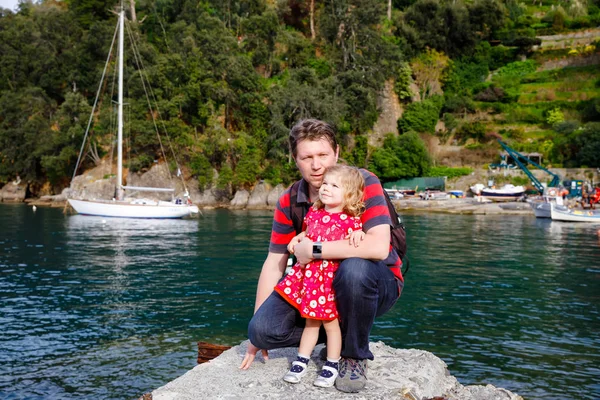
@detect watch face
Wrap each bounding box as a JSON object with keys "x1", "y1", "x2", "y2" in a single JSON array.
[{"x1": 313, "y1": 243, "x2": 322, "y2": 258}]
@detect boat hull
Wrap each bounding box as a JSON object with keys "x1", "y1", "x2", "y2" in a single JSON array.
[
  {"x1": 68, "y1": 199, "x2": 199, "y2": 219},
  {"x1": 529, "y1": 200, "x2": 551, "y2": 218},
  {"x1": 481, "y1": 191, "x2": 525, "y2": 202},
  {"x1": 550, "y1": 204, "x2": 600, "y2": 222}
]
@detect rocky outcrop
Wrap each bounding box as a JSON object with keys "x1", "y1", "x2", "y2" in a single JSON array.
[
  {"x1": 247, "y1": 181, "x2": 271, "y2": 208},
  {"x1": 230, "y1": 189, "x2": 250, "y2": 208},
  {"x1": 267, "y1": 184, "x2": 286, "y2": 206},
  {"x1": 148, "y1": 341, "x2": 522, "y2": 400},
  {"x1": 371, "y1": 79, "x2": 403, "y2": 146},
  {"x1": 126, "y1": 163, "x2": 183, "y2": 201},
  {"x1": 0, "y1": 180, "x2": 27, "y2": 202}
]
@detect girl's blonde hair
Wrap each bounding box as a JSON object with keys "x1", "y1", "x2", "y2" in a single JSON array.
[{"x1": 314, "y1": 165, "x2": 365, "y2": 217}]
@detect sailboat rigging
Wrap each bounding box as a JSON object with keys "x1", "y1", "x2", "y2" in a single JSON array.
[{"x1": 68, "y1": 8, "x2": 199, "y2": 219}]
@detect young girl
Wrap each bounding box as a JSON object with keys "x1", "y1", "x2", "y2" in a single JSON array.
[{"x1": 274, "y1": 165, "x2": 366, "y2": 388}]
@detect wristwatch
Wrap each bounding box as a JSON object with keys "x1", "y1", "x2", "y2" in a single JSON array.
[{"x1": 312, "y1": 241, "x2": 322, "y2": 259}]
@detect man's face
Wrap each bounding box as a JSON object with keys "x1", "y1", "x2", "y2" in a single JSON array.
[{"x1": 294, "y1": 138, "x2": 339, "y2": 190}]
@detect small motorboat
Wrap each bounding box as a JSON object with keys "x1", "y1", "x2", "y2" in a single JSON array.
[
  {"x1": 550, "y1": 203, "x2": 600, "y2": 222},
  {"x1": 419, "y1": 190, "x2": 450, "y2": 200},
  {"x1": 527, "y1": 187, "x2": 564, "y2": 218}
]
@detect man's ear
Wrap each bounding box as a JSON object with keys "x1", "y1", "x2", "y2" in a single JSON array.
[{"x1": 335, "y1": 145, "x2": 340, "y2": 162}]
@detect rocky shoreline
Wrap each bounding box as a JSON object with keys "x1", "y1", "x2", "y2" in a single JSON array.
[
  {"x1": 1, "y1": 160, "x2": 539, "y2": 216},
  {"x1": 12, "y1": 196, "x2": 536, "y2": 216}
]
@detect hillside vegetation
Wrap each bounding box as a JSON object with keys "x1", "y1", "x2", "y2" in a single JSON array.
[{"x1": 0, "y1": 0, "x2": 598, "y2": 196}]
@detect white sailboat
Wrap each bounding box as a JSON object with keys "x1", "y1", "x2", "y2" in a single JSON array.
[{"x1": 68, "y1": 9, "x2": 199, "y2": 219}]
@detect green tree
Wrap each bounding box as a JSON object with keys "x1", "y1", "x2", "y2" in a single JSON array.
[
  {"x1": 574, "y1": 122, "x2": 600, "y2": 167},
  {"x1": 368, "y1": 132, "x2": 431, "y2": 180},
  {"x1": 397, "y1": 95, "x2": 443, "y2": 134}
]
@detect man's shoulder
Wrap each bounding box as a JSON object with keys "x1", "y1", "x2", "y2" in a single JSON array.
[
  {"x1": 276, "y1": 184, "x2": 294, "y2": 209},
  {"x1": 359, "y1": 168, "x2": 381, "y2": 183}
]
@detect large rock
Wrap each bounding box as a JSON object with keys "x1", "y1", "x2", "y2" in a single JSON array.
[
  {"x1": 127, "y1": 163, "x2": 189, "y2": 201},
  {"x1": 247, "y1": 182, "x2": 271, "y2": 208},
  {"x1": 267, "y1": 184, "x2": 286, "y2": 207},
  {"x1": 230, "y1": 190, "x2": 250, "y2": 208},
  {"x1": 0, "y1": 180, "x2": 28, "y2": 202},
  {"x1": 69, "y1": 173, "x2": 117, "y2": 200},
  {"x1": 148, "y1": 341, "x2": 522, "y2": 400}
]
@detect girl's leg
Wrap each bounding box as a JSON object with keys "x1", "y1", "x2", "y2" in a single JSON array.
[
  {"x1": 322, "y1": 318, "x2": 341, "y2": 359},
  {"x1": 314, "y1": 318, "x2": 341, "y2": 388},
  {"x1": 283, "y1": 319, "x2": 322, "y2": 384},
  {"x1": 298, "y1": 319, "x2": 322, "y2": 356}
]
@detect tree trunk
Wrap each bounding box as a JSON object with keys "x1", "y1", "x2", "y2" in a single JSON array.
[
  {"x1": 129, "y1": 0, "x2": 137, "y2": 23},
  {"x1": 387, "y1": 0, "x2": 392, "y2": 20},
  {"x1": 310, "y1": 0, "x2": 316, "y2": 40}
]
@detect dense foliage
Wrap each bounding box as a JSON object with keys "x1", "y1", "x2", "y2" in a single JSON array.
[{"x1": 0, "y1": 0, "x2": 598, "y2": 193}]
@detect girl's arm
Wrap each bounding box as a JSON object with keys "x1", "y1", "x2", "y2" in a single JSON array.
[
  {"x1": 287, "y1": 231, "x2": 306, "y2": 254},
  {"x1": 347, "y1": 229, "x2": 365, "y2": 248}
]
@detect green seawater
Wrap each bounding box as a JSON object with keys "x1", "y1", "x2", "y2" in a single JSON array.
[{"x1": 1, "y1": 204, "x2": 599, "y2": 399}]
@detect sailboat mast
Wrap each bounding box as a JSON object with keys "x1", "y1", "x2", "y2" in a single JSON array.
[{"x1": 116, "y1": 9, "x2": 125, "y2": 200}]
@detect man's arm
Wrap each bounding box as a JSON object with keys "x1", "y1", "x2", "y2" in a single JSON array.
[
  {"x1": 254, "y1": 252, "x2": 289, "y2": 312},
  {"x1": 293, "y1": 224, "x2": 390, "y2": 265}
]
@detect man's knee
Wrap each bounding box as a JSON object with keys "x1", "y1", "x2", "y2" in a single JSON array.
[
  {"x1": 247, "y1": 314, "x2": 270, "y2": 349},
  {"x1": 335, "y1": 257, "x2": 371, "y2": 284}
]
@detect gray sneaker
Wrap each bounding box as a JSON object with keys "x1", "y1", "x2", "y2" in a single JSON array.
[{"x1": 335, "y1": 357, "x2": 367, "y2": 393}]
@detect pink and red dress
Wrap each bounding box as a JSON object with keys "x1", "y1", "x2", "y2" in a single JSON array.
[{"x1": 274, "y1": 207, "x2": 362, "y2": 321}]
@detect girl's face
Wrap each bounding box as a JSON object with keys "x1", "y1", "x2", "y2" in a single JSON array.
[{"x1": 318, "y1": 172, "x2": 345, "y2": 212}]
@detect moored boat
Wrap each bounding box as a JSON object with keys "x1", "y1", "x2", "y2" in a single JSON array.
[
  {"x1": 528, "y1": 187, "x2": 564, "y2": 218},
  {"x1": 67, "y1": 10, "x2": 198, "y2": 219},
  {"x1": 550, "y1": 203, "x2": 600, "y2": 222},
  {"x1": 480, "y1": 184, "x2": 525, "y2": 202}
]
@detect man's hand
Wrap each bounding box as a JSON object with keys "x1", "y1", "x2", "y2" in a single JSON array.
[
  {"x1": 239, "y1": 342, "x2": 269, "y2": 370},
  {"x1": 293, "y1": 237, "x2": 314, "y2": 265}
]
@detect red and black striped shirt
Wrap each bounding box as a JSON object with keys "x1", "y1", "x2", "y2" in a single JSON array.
[{"x1": 269, "y1": 169, "x2": 403, "y2": 281}]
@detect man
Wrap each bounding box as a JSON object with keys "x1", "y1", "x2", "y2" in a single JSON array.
[{"x1": 239, "y1": 119, "x2": 404, "y2": 393}]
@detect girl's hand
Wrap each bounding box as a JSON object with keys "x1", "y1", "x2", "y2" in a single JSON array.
[
  {"x1": 287, "y1": 231, "x2": 306, "y2": 254},
  {"x1": 347, "y1": 230, "x2": 365, "y2": 248}
]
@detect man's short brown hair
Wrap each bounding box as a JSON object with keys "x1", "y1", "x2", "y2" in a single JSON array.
[{"x1": 289, "y1": 119, "x2": 338, "y2": 158}]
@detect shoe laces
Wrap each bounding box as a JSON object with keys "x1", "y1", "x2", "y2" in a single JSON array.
[{"x1": 340, "y1": 358, "x2": 365, "y2": 378}]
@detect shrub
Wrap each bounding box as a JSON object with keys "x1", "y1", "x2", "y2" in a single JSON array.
[
  {"x1": 553, "y1": 121, "x2": 579, "y2": 134},
  {"x1": 546, "y1": 108, "x2": 565, "y2": 126},
  {"x1": 444, "y1": 94, "x2": 476, "y2": 114},
  {"x1": 397, "y1": 96, "x2": 443, "y2": 134},
  {"x1": 495, "y1": 60, "x2": 537, "y2": 78},
  {"x1": 190, "y1": 154, "x2": 214, "y2": 190},
  {"x1": 427, "y1": 166, "x2": 472, "y2": 178},
  {"x1": 442, "y1": 113, "x2": 459, "y2": 132},
  {"x1": 368, "y1": 132, "x2": 432, "y2": 180},
  {"x1": 128, "y1": 154, "x2": 154, "y2": 173},
  {"x1": 454, "y1": 122, "x2": 487, "y2": 143},
  {"x1": 489, "y1": 45, "x2": 518, "y2": 70},
  {"x1": 474, "y1": 85, "x2": 506, "y2": 102},
  {"x1": 217, "y1": 164, "x2": 233, "y2": 189},
  {"x1": 500, "y1": 127, "x2": 525, "y2": 140}
]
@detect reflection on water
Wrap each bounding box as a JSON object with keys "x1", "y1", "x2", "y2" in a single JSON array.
[
  {"x1": 1, "y1": 206, "x2": 599, "y2": 400},
  {"x1": 380, "y1": 214, "x2": 600, "y2": 399}
]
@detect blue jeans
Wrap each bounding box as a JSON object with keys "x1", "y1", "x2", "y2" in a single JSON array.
[{"x1": 248, "y1": 257, "x2": 403, "y2": 360}]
